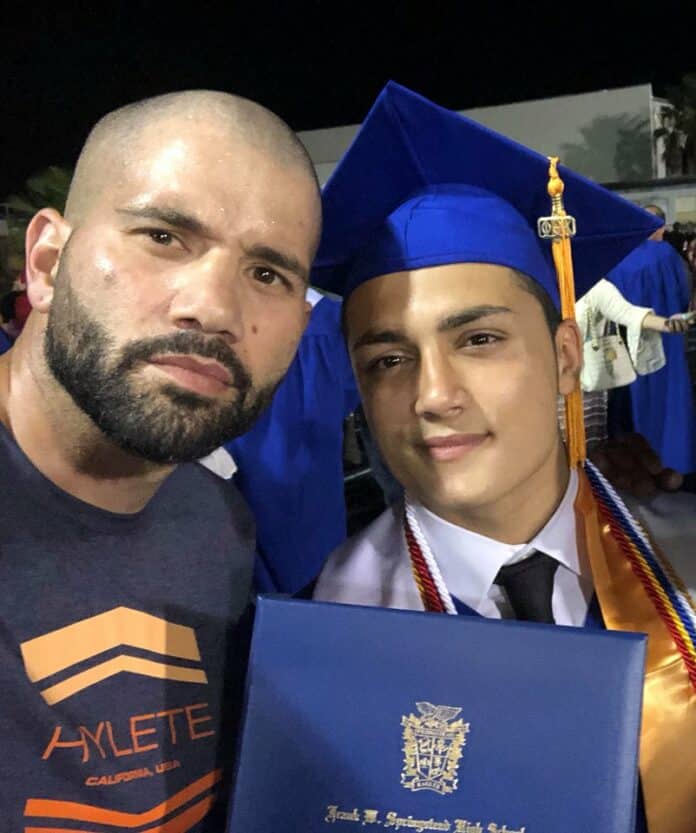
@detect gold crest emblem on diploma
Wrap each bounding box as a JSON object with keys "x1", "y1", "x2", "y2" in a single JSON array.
[{"x1": 401, "y1": 701, "x2": 469, "y2": 795}]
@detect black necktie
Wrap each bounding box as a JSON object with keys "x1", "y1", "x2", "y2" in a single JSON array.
[{"x1": 494, "y1": 550, "x2": 558, "y2": 624}]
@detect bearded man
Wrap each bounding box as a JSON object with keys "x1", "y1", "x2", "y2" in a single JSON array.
[{"x1": 0, "y1": 90, "x2": 321, "y2": 830}]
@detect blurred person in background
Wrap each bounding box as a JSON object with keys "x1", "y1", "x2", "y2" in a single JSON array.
[
  {"x1": 571, "y1": 276, "x2": 693, "y2": 453},
  {"x1": 607, "y1": 204, "x2": 696, "y2": 474}
]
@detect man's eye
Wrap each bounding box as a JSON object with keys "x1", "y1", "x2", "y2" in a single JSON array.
[{"x1": 253, "y1": 267, "x2": 289, "y2": 288}]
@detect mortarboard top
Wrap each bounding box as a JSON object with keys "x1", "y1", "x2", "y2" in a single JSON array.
[{"x1": 310, "y1": 81, "x2": 661, "y2": 305}]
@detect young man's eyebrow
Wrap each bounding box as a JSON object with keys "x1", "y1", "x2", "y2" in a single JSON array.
[
  {"x1": 117, "y1": 206, "x2": 211, "y2": 237},
  {"x1": 437, "y1": 305, "x2": 514, "y2": 332},
  {"x1": 243, "y1": 243, "x2": 309, "y2": 284},
  {"x1": 351, "y1": 328, "x2": 407, "y2": 351},
  {"x1": 351, "y1": 306, "x2": 514, "y2": 350}
]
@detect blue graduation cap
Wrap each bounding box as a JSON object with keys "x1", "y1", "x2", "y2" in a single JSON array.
[{"x1": 311, "y1": 81, "x2": 661, "y2": 306}]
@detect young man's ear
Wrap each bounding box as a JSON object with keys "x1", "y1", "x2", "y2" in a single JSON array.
[
  {"x1": 555, "y1": 318, "x2": 583, "y2": 396},
  {"x1": 25, "y1": 209, "x2": 72, "y2": 313}
]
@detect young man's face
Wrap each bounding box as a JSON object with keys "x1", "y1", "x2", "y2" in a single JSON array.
[{"x1": 345, "y1": 263, "x2": 581, "y2": 524}]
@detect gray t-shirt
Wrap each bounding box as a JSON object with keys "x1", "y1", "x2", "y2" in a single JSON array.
[{"x1": 0, "y1": 422, "x2": 254, "y2": 831}]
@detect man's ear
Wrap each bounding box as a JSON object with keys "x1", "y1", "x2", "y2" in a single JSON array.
[
  {"x1": 555, "y1": 318, "x2": 583, "y2": 396},
  {"x1": 25, "y1": 209, "x2": 72, "y2": 313}
]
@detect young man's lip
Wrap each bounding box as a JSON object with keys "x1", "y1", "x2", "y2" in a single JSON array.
[
  {"x1": 421, "y1": 433, "x2": 489, "y2": 461},
  {"x1": 422, "y1": 434, "x2": 487, "y2": 448},
  {"x1": 149, "y1": 355, "x2": 232, "y2": 385}
]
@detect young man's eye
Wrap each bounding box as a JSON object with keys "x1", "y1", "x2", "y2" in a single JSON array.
[
  {"x1": 146, "y1": 229, "x2": 175, "y2": 246},
  {"x1": 368, "y1": 355, "x2": 406, "y2": 372},
  {"x1": 465, "y1": 333, "x2": 499, "y2": 347}
]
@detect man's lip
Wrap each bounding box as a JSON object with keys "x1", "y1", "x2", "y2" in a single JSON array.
[{"x1": 148, "y1": 355, "x2": 232, "y2": 385}]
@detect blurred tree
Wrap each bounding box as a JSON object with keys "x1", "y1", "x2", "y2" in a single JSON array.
[
  {"x1": 560, "y1": 114, "x2": 652, "y2": 183},
  {"x1": 654, "y1": 73, "x2": 696, "y2": 176},
  {"x1": 3, "y1": 165, "x2": 73, "y2": 282}
]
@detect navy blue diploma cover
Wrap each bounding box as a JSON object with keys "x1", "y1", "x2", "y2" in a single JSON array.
[{"x1": 227, "y1": 597, "x2": 646, "y2": 833}]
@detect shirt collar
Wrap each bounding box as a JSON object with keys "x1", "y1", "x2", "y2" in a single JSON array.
[{"x1": 410, "y1": 469, "x2": 579, "y2": 613}]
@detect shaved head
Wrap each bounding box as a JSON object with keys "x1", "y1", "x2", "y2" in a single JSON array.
[
  {"x1": 644, "y1": 204, "x2": 666, "y2": 221},
  {"x1": 643, "y1": 204, "x2": 666, "y2": 242},
  {"x1": 65, "y1": 89, "x2": 319, "y2": 224}
]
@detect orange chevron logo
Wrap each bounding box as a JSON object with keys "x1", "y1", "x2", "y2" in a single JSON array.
[
  {"x1": 21, "y1": 607, "x2": 208, "y2": 705},
  {"x1": 24, "y1": 769, "x2": 221, "y2": 832}
]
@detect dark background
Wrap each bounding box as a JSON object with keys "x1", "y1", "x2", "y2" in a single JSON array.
[{"x1": 2, "y1": 1, "x2": 692, "y2": 195}]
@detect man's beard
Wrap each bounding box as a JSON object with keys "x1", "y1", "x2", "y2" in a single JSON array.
[{"x1": 44, "y1": 273, "x2": 280, "y2": 464}]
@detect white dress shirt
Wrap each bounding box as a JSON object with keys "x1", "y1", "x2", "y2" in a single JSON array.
[
  {"x1": 197, "y1": 447, "x2": 238, "y2": 479},
  {"x1": 316, "y1": 470, "x2": 598, "y2": 627},
  {"x1": 413, "y1": 470, "x2": 594, "y2": 626}
]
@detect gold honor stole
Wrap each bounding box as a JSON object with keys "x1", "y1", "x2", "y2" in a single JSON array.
[{"x1": 576, "y1": 470, "x2": 696, "y2": 833}]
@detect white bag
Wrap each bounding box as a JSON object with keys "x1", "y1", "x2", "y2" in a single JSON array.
[{"x1": 581, "y1": 315, "x2": 637, "y2": 392}]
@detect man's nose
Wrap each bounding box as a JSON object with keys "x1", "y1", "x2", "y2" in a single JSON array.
[{"x1": 168, "y1": 256, "x2": 245, "y2": 340}]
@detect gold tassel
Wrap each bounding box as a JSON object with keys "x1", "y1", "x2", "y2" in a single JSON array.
[{"x1": 540, "y1": 158, "x2": 586, "y2": 467}]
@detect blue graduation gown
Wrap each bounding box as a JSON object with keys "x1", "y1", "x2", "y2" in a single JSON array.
[
  {"x1": 607, "y1": 240, "x2": 696, "y2": 474},
  {"x1": 0, "y1": 328, "x2": 13, "y2": 355},
  {"x1": 227, "y1": 296, "x2": 360, "y2": 594}
]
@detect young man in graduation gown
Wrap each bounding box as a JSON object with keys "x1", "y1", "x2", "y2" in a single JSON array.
[
  {"x1": 607, "y1": 208, "x2": 696, "y2": 474},
  {"x1": 310, "y1": 82, "x2": 696, "y2": 833}
]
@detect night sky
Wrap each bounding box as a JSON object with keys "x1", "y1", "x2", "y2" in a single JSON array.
[{"x1": 2, "y1": 1, "x2": 692, "y2": 196}]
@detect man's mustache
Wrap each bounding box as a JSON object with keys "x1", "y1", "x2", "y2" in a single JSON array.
[{"x1": 115, "y1": 331, "x2": 253, "y2": 393}]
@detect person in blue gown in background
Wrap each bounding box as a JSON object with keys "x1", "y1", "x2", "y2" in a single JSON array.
[
  {"x1": 227, "y1": 288, "x2": 360, "y2": 593},
  {"x1": 607, "y1": 205, "x2": 696, "y2": 474}
]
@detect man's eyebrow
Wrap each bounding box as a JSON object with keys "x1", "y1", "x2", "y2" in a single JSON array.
[
  {"x1": 243, "y1": 243, "x2": 309, "y2": 284},
  {"x1": 352, "y1": 328, "x2": 407, "y2": 351},
  {"x1": 437, "y1": 305, "x2": 513, "y2": 332},
  {"x1": 117, "y1": 206, "x2": 212, "y2": 237}
]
